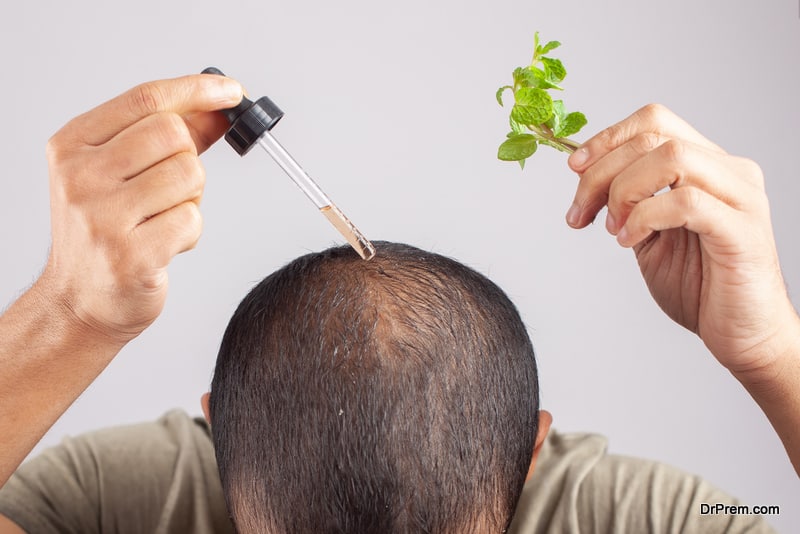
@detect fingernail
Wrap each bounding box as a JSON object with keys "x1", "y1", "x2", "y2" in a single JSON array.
[
  {"x1": 605, "y1": 211, "x2": 618, "y2": 235},
  {"x1": 568, "y1": 147, "x2": 589, "y2": 169},
  {"x1": 566, "y1": 203, "x2": 581, "y2": 227},
  {"x1": 617, "y1": 226, "x2": 629, "y2": 246}
]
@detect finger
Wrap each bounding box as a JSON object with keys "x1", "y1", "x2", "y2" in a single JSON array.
[
  {"x1": 183, "y1": 110, "x2": 232, "y2": 154},
  {"x1": 131, "y1": 200, "x2": 203, "y2": 268},
  {"x1": 115, "y1": 152, "x2": 205, "y2": 225},
  {"x1": 606, "y1": 140, "x2": 763, "y2": 235},
  {"x1": 616, "y1": 187, "x2": 742, "y2": 249},
  {"x1": 567, "y1": 104, "x2": 724, "y2": 174},
  {"x1": 62, "y1": 74, "x2": 242, "y2": 147},
  {"x1": 86, "y1": 112, "x2": 196, "y2": 183},
  {"x1": 567, "y1": 131, "x2": 671, "y2": 228}
]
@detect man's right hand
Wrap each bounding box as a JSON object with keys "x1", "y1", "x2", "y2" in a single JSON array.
[
  {"x1": 39, "y1": 74, "x2": 243, "y2": 344},
  {"x1": 0, "y1": 74, "x2": 242, "y2": 487}
]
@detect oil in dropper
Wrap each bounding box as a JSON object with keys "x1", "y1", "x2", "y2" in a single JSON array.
[{"x1": 203, "y1": 67, "x2": 375, "y2": 260}]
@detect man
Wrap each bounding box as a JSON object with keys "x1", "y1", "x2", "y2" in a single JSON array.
[
  {"x1": 0, "y1": 75, "x2": 797, "y2": 532},
  {"x1": 0, "y1": 240, "x2": 779, "y2": 533}
]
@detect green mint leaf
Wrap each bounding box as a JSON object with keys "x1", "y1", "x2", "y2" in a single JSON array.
[
  {"x1": 510, "y1": 116, "x2": 526, "y2": 135},
  {"x1": 541, "y1": 57, "x2": 566, "y2": 83},
  {"x1": 498, "y1": 133, "x2": 538, "y2": 161},
  {"x1": 556, "y1": 111, "x2": 588, "y2": 138},
  {"x1": 496, "y1": 85, "x2": 512, "y2": 106},
  {"x1": 511, "y1": 87, "x2": 553, "y2": 125},
  {"x1": 539, "y1": 40, "x2": 561, "y2": 54},
  {"x1": 547, "y1": 99, "x2": 566, "y2": 132},
  {"x1": 552, "y1": 99, "x2": 567, "y2": 120},
  {"x1": 519, "y1": 158, "x2": 526, "y2": 170},
  {"x1": 513, "y1": 67, "x2": 534, "y2": 88},
  {"x1": 516, "y1": 66, "x2": 562, "y2": 90}
]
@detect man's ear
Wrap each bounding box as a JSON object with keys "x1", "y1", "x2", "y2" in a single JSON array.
[
  {"x1": 201, "y1": 392, "x2": 211, "y2": 424},
  {"x1": 525, "y1": 410, "x2": 552, "y2": 482}
]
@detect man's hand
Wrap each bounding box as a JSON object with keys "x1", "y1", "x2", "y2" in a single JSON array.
[
  {"x1": 0, "y1": 74, "x2": 242, "y2": 487},
  {"x1": 565, "y1": 103, "x2": 798, "y2": 376},
  {"x1": 40, "y1": 74, "x2": 243, "y2": 343},
  {"x1": 565, "y1": 104, "x2": 800, "y2": 473}
]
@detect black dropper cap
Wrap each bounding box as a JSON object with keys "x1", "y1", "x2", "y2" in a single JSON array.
[{"x1": 202, "y1": 67, "x2": 284, "y2": 156}]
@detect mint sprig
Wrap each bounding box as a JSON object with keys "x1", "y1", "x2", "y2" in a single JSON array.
[{"x1": 496, "y1": 32, "x2": 587, "y2": 169}]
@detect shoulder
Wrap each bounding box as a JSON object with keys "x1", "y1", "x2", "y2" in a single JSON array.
[
  {"x1": 73, "y1": 409, "x2": 214, "y2": 459},
  {"x1": 35, "y1": 409, "x2": 216, "y2": 488},
  {"x1": 1, "y1": 409, "x2": 214, "y2": 492},
  {"x1": 0, "y1": 410, "x2": 231, "y2": 534},
  {"x1": 509, "y1": 429, "x2": 777, "y2": 534}
]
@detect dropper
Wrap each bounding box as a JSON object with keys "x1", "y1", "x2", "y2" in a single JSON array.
[{"x1": 203, "y1": 67, "x2": 376, "y2": 260}]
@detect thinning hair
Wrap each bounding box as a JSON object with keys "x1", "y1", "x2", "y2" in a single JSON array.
[{"x1": 210, "y1": 242, "x2": 539, "y2": 533}]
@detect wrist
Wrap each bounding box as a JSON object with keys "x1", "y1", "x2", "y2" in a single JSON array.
[
  {"x1": 24, "y1": 270, "x2": 130, "y2": 356},
  {"x1": 728, "y1": 305, "x2": 800, "y2": 477},
  {"x1": 731, "y1": 306, "x2": 800, "y2": 395}
]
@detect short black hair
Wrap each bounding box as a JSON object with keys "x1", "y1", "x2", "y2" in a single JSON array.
[{"x1": 210, "y1": 242, "x2": 539, "y2": 533}]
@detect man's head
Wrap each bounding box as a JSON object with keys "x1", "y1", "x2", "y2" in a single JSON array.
[{"x1": 207, "y1": 242, "x2": 545, "y2": 533}]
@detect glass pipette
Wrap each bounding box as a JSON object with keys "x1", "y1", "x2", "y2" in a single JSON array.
[
  {"x1": 202, "y1": 67, "x2": 376, "y2": 260},
  {"x1": 255, "y1": 130, "x2": 375, "y2": 260}
]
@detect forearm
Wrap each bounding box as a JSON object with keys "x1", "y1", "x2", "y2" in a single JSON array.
[
  {"x1": 733, "y1": 307, "x2": 800, "y2": 477},
  {"x1": 0, "y1": 278, "x2": 125, "y2": 487}
]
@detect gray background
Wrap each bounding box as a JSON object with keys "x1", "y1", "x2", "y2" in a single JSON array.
[{"x1": 1, "y1": 0, "x2": 798, "y2": 531}]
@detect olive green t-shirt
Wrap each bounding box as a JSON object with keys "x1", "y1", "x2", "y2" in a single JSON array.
[{"x1": 0, "y1": 410, "x2": 776, "y2": 533}]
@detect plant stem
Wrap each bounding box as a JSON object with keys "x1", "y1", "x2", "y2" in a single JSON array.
[
  {"x1": 529, "y1": 125, "x2": 580, "y2": 154},
  {"x1": 556, "y1": 137, "x2": 580, "y2": 153}
]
